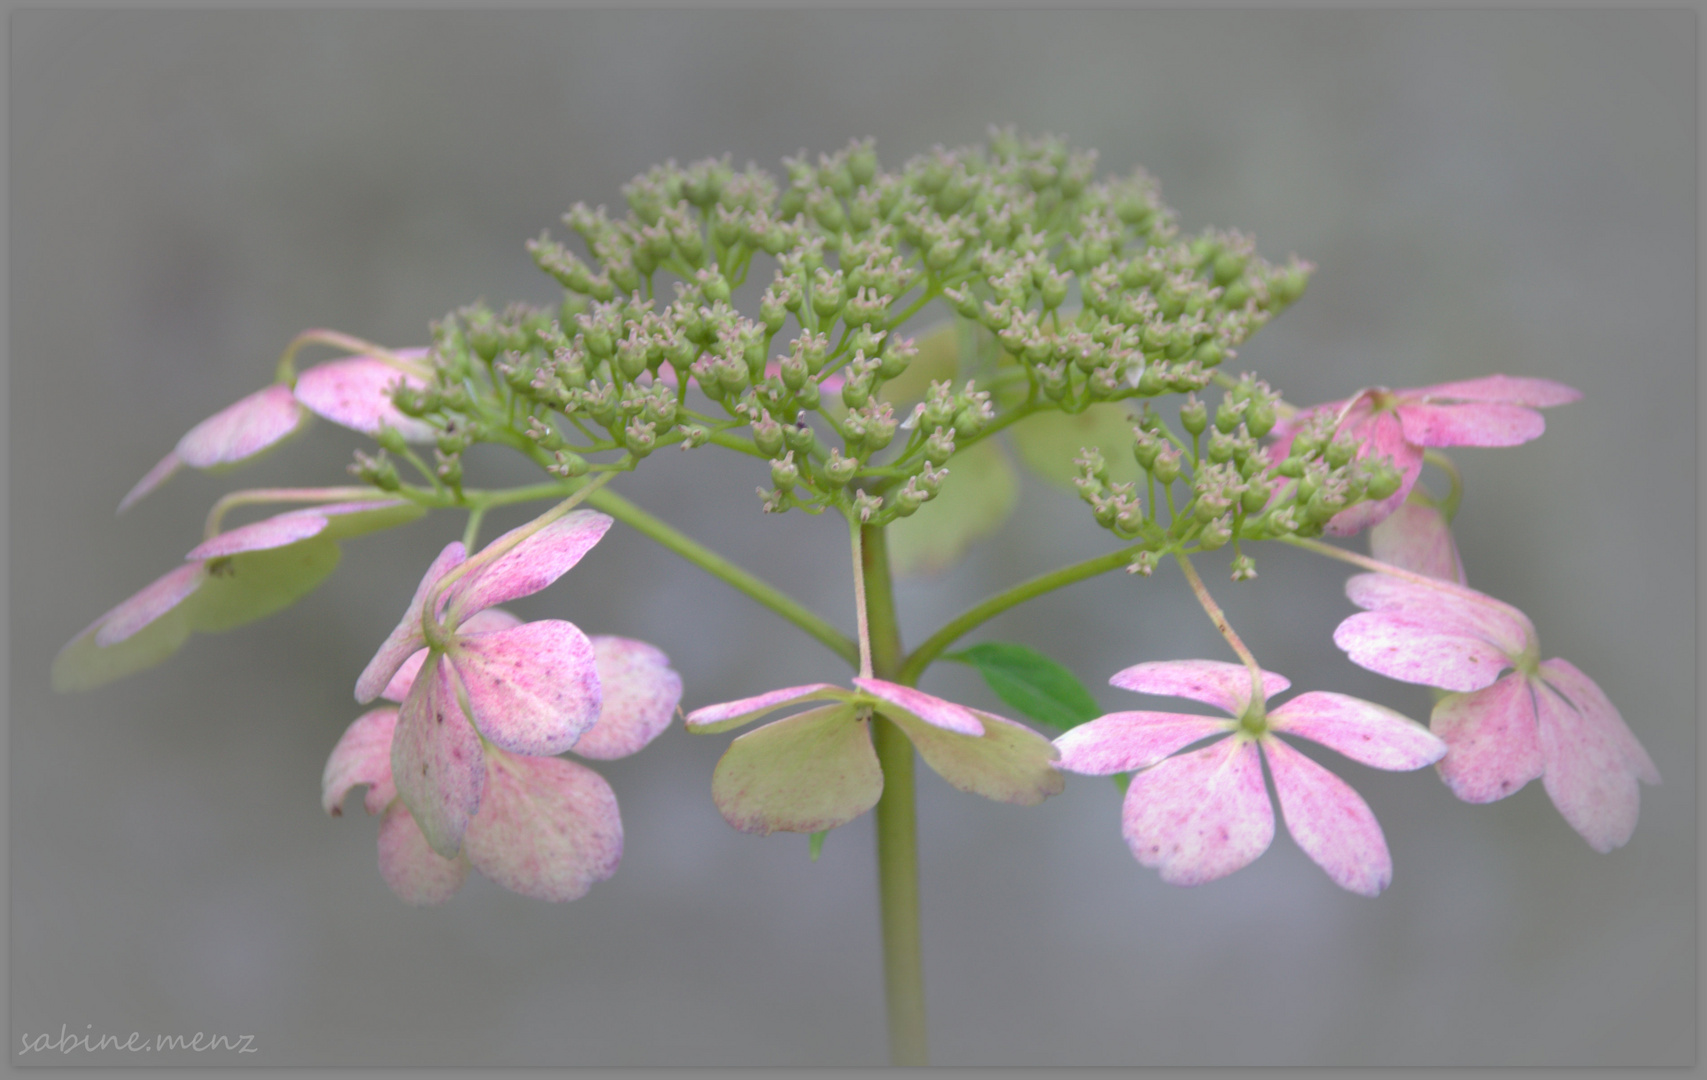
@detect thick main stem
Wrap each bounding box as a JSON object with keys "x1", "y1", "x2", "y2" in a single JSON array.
[{"x1": 859, "y1": 523, "x2": 929, "y2": 1066}]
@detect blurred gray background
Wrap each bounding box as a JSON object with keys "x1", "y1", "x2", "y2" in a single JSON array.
[{"x1": 12, "y1": 9, "x2": 1694, "y2": 1067}]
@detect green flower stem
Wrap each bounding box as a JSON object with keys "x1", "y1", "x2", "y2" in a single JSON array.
[
  {"x1": 898, "y1": 541, "x2": 1147, "y2": 685},
  {"x1": 202, "y1": 486, "x2": 382, "y2": 539},
  {"x1": 860, "y1": 523, "x2": 929, "y2": 1067},
  {"x1": 584, "y1": 487, "x2": 860, "y2": 668},
  {"x1": 1422, "y1": 449, "x2": 1464, "y2": 521}
]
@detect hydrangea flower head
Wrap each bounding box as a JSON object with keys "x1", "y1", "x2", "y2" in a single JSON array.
[
  {"x1": 685, "y1": 677, "x2": 1062, "y2": 834},
  {"x1": 1333, "y1": 573, "x2": 1659, "y2": 851},
  {"x1": 1271, "y1": 375, "x2": 1580, "y2": 535},
  {"x1": 1054, "y1": 660, "x2": 1446, "y2": 896},
  {"x1": 324, "y1": 607, "x2": 680, "y2": 904}
]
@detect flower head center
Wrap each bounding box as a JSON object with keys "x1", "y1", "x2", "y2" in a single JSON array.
[{"x1": 1236, "y1": 700, "x2": 1270, "y2": 737}]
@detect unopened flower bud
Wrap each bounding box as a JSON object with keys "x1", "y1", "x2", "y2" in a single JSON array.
[
  {"x1": 1207, "y1": 430, "x2": 1237, "y2": 464},
  {"x1": 1151, "y1": 445, "x2": 1183, "y2": 484},
  {"x1": 1230, "y1": 554, "x2": 1257, "y2": 581},
  {"x1": 924, "y1": 426, "x2": 956, "y2": 464},
  {"x1": 1325, "y1": 432, "x2": 1359, "y2": 469},
  {"x1": 853, "y1": 490, "x2": 883, "y2": 523},
  {"x1": 770, "y1": 452, "x2": 799, "y2": 489},
  {"x1": 624, "y1": 420, "x2": 658, "y2": 458},
  {"x1": 784, "y1": 419, "x2": 819, "y2": 455},
  {"x1": 1180, "y1": 395, "x2": 1208, "y2": 436},
  {"x1": 350, "y1": 450, "x2": 400, "y2": 491},
  {"x1": 1126, "y1": 550, "x2": 1158, "y2": 576},
  {"x1": 753, "y1": 412, "x2": 785, "y2": 456},
  {"x1": 677, "y1": 425, "x2": 710, "y2": 450},
  {"x1": 1197, "y1": 514, "x2": 1233, "y2": 550},
  {"x1": 824, "y1": 448, "x2": 859, "y2": 485}
]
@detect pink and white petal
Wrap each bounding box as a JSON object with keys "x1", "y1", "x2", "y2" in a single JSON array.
[
  {"x1": 1122, "y1": 737, "x2": 1274, "y2": 886},
  {"x1": 885, "y1": 707, "x2": 1064, "y2": 805},
  {"x1": 184, "y1": 508, "x2": 330, "y2": 561},
  {"x1": 450, "y1": 620, "x2": 601, "y2": 756},
  {"x1": 176, "y1": 384, "x2": 310, "y2": 469},
  {"x1": 354, "y1": 540, "x2": 467, "y2": 703},
  {"x1": 1538, "y1": 658, "x2": 1660, "y2": 786},
  {"x1": 1369, "y1": 501, "x2": 1466, "y2": 584},
  {"x1": 1333, "y1": 610, "x2": 1516, "y2": 692},
  {"x1": 684, "y1": 682, "x2": 849, "y2": 734},
  {"x1": 1430, "y1": 674, "x2": 1545, "y2": 803},
  {"x1": 52, "y1": 575, "x2": 199, "y2": 693},
  {"x1": 442, "y1": 510, "x2": 612, "y2": 621},
  {"x1": 1109, "y1": 659, "x2": 1288, "y2": 714},
  {"x1": 1533, "y1": 674, "x2": 1645, "y2": 852},
  {"x1": 571, "y1": 637, "x2": 683, "y2": 760},
  {"x1": 462, "y1": 751, "x2": 624, "y2": 903},
  {"x1": 322, "y1": 707, "x2": 400, "y2": 816},
  {"x1": 711, "y1": 706, "x2": 881, "y2": 834},
  {"x1": 1054, "y1": 711, "x2": 1233, "y2": 775},
  {"x1": 381, "y1": 609, "x2": 524, "y2": 703},
  {"x1": 1269, "y1": 692, "x2": 1445, "y2": 771},
  {"x1": 1263, "y1": 736, "x2": 1393, "y2": 897},
  {"x1": 377, "y1": 802, "x2": 470, "y2": 906},
  {"x1": 390, "y1": 655, "x2": 487, "y2": 858},
  {"x1": 293, "y1": 355, "x2": 437, "y2": 442},
  {"x1": 91, "y1": 562, "x2": 207, "y2": 647},
  {"x1": 311, "y1": 499, "x2": 426, "y2": 542},
  {"x1": 116, "y1": 451, "x2": 184, "y2": 514},
  {"x1": 1343, "y1": 574, "x2": 1535, "y2": 655},
  {"x1": 1411, "y1": 374, "x2": 1582, "y2": 408},
  {"x1": 1396, "y1": 402, "x2": 1546, "y2": 449},
  {"x1": 853, "y1": 677, "x2": 984, "y2": 736}
]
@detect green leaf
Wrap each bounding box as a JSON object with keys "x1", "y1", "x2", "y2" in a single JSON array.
[
  {"x1": 944, "y1": 641, "x2": 1102, "y2": 732},
  {"x1": 1008, "y1": 402, "x2": 1142, "y2": 491},
  {"x1": 885, "y1": 437, "x2": 1018, "y2": 577}
]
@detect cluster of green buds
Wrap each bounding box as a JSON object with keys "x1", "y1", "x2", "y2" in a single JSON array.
[{"x1": 375, "y1": 127, "x2": 1318, "y2": 530}]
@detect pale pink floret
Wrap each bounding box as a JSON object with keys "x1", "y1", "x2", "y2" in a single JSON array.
[
  {"x1": 1369, "y1": 500, "x2": 1465, "y2": 584},
  {"x1": 572, "y1": 637, "x2": 685, "y2": 760},
  {"x1": 119, "y1": 384, "x2": 309, "y2": 513},
  {"x1": 184, "y1": 500, "x2": 412, "y2": 561},
  {"x1": 1055, "y1": 659, "x2": 1445, "y2": 896},
  {"x1": 689, "y1": 678, "x2": 1061, "y2": 835},
  {"x1": 1333, "y1": 574, "x2": 1660, "y2": 851},
  {"x1": 291, "y1": 350, "x2": 436, "y2": 442},
  {"x1": 1271, "y1": 374, "x2": 1580, "y2": 535}
]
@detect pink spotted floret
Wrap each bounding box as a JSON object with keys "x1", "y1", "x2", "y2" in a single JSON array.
[
  {"x1": 1333, "y1": 573, "x2": 1659, "y2": 851},
  {"x1": 1054, "y1": 659, "x2": 1446, "y2": 896}
]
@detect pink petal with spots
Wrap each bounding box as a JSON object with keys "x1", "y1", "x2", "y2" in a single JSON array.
[
  {"x1": 571, "y1": 637, "x2": 683, "y2": 760},
  {"x1": 1430, "y1": 674, "x2": 1545, "y2": 803},
  {"x1": 1411, "y1": 374, "x2": 1581, "y2": 408},
  {"x1": 711, "y1": 706, "x2": 881, "y2": 834},
  {"x1": 684, "y1": 682, "x2": 848, "y2": 734},
  {"x1": 1538, "y1": 658, "x2": 1659, "y2": 786},
  {"x1": 116, "y1": 451, "x2": 184, "y2": 514},
  {"x1": 1121, "y1": 736, "x2": 1274, "y2": 886},
  {"x1": 1264, "y1": 735, "x2": 1392, "y2": 897},
  {"x1": 853, "y1": 677, "x2": 984, "y2": 736},
  {"x1": 1534, "y1": 664, "x2": 1654, "y2": 852},
  {"x1": 1333, "y1": 610, "x2": 1515, "y2": 693},
  {"x1": 390, "y1": 654, "x2": 487, "y2": 858},
  {"x1": 1396, "y1": 402, "x2": 1546, "y2": 448},
  {"x1": 885, "y1": 707, "x2": 1063, "y2": 805},
  {"x1": 377, "y1": 801, "x2": 470, "y2": 905},
  {"x1": 462, "y1": 750, "x2": 624, "y2": 902},
  {"x1": 90, "y1": 562, "x2": 207, "y2": 647},
  {"x1": 443, "y1": 510, "x2": 612, "y2": 621},
  {"x1": 382, "y1": 608, "x2": 521, "y2": 702},
  {"x1": 322, "y1": 707, "x2": 399, "y2": 816},
  {"x1": 1343, "y1": 574, "x2": 1534, "y2": 650},
  {"x1": 1054, "y1": 712, "x2": 1233, "y2": 775},
  {"x1": 293, "y1": 353, "x2": 437, "y2": 442},
  {"x1": 355, "y1": 541, "x2": 466, "y2": 703},
  {"x1": 1108, "y1": 659, "x2": 1288, "y2": 714},
  {"x1": 176, "y1": 383, "x2": 309, "y2": 469},
  {"x1": 1369, "y1": 501, "x2": 1466, "y2": 584},
  {"x1": 450, "y1": 620, "x2": 601, "y2": 756},
  {"x1": 184, "y1": 508, "x2": 330, "y2": 561},
  {"x1": 1269, "y1": 692, "x2": 1445, "y2": 771}
]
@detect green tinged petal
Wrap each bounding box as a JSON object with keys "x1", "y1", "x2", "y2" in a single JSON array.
[
  {"x1": 190, "y1": 536, "x2": 342, "y2": 632},
  {"x1": 1009, "y1": 403, "x2": 1142, "y2": 491}
]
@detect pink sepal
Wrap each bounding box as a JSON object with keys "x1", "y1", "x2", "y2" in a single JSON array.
[
  {"x1": 382, "y1": 608, "x2": 521, "y2": 703},
  {"x1": 852, "y1": 677, "x2": 984, "y2": 736},
  {"x1": 1054, "y1": 711, "x2": 1232, "y2": 776},
  {"x1": 571, "y1": 637, "x2": 683, "y2": 760},
  {"x1": 710, "y1": 705, "x2": 881, "y2": 834},
  {"x1": 1121, "y1": 736, "x2": 1273, "y2": 886},
  {"x1": 293, "y1": 352, "x2": 436, "y2": 442},
  {"x1": 176, "y1": 384, "x2": 309, "y2": 469},
  {"x1": 1397, "y1": 402, "x2": 1546, "y2": 449},
  {"x1": 1534, "y1": 662, "x2": 1656, "y2": 853},
  {"x1": 1269, "y1": 692, "x2": 1445, "y2": 771},
  {"x1": 1412, "y1": 374, "x2": 1581, "y2": 408},
  {"x1": 885, "y1": 707, "x2": 1063, "y2": 805},
  {"x1": 1108, "y1": 659, "x2": 1288, "y2": 714},
  {"x1": 377, "y1": 802, "x2": 470, "y2": 906},
  {"x1": 322, "y1": 707, "x2": 400, "y2": 816},
  {"x1": 442, "y1": 510, "x2": 611, "y2": 623},
  {"x1": 91, "y1": 562, "x2": 206, "y2": 647},
  {"x1": 355, "y1": 541, "x2": 466, "y2": 703},
  {"x1": 116, "y1": 451, "x2": 184, "y2": 515},
  {"x1": 684, "y1": 682, "x2": 847, "y2": 734},
  {"x1": 390, "y1": 654, "x2": 486, "y2": 858},
  {"x1": 1369, "y1": 501, "x2": 1466, "y2": 584},
  {"x1": 450, "y1": 620, "x2": 602, "y2": 756},
  {"x1": 1264, "y1": 736, "x2": 1393, "y2": 897},
  {"x1": 461, "y1": 750, "x2": 624, "y2": 902},
  {"x1": 1538, "y1": 659, "x2": 1659, "y2": 786},
  {"x1": 1430, "y1": 673, "x2": 1546, "y2": 803},
  {"x1": 1333, "y1": 610, "x2": 1516, "y2": 693},
  {"x1": 1322, "y1": 409, "x2": 1424, "y2": 536}
]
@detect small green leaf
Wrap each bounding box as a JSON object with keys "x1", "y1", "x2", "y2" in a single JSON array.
[
  {"x1": 885, "y1": 437, "x2": 1018, "y2": 577},
  {"x1": 1008, "y1": 402, "x2": 1142, "y2": 491},
  {"x1": 944, "y1": 641, "x2": 1102, "y2": 732}
]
